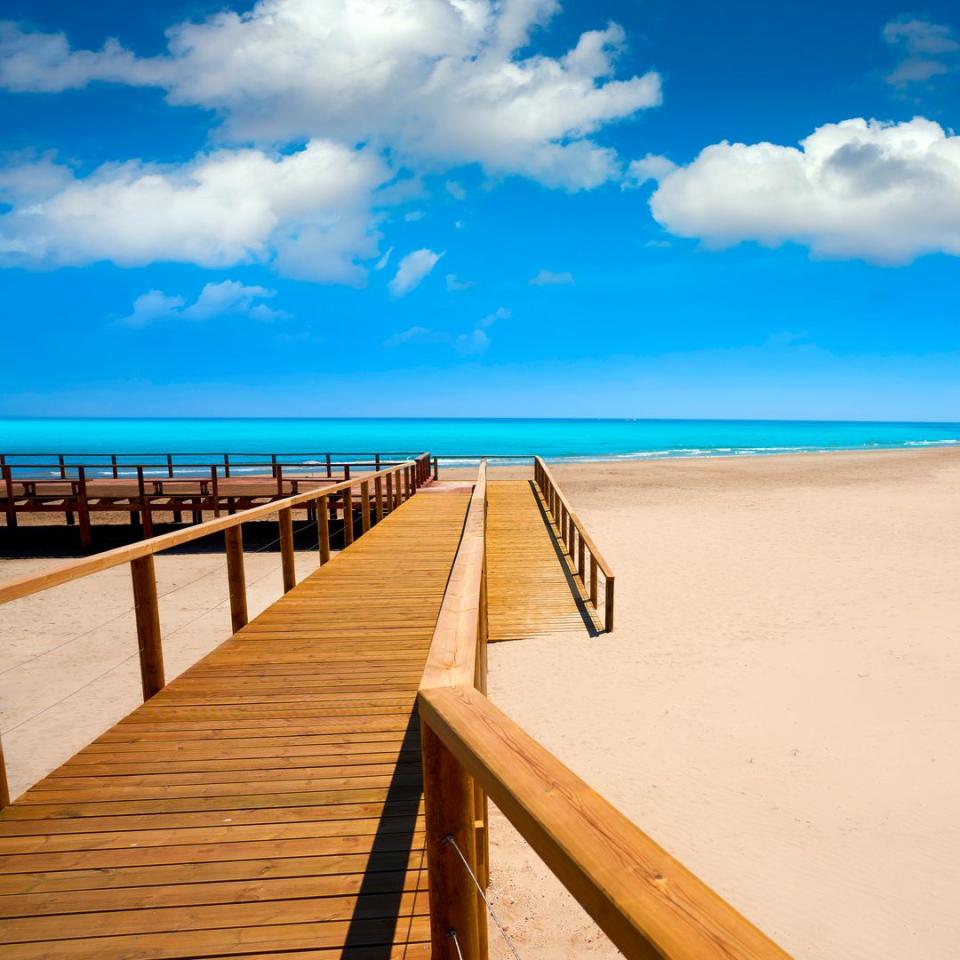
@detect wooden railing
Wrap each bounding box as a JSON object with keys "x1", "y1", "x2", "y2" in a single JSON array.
[
  {"x1": 418, "y1": 461, "x2": 791, "y2": 960},
  {"x1": 534, "y1": 454, "x2": 615, "y2": 631},
  {"x1": 0, "y1": 456, "x2": 428, "y2": 808}
]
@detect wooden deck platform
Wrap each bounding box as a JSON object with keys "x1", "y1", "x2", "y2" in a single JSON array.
[
  {"x1": 0, "y1": 489, "x2": 471, "y2": 959},
  {"x1": 486, "y1": 480, "x2": 596, "y2": 641}
]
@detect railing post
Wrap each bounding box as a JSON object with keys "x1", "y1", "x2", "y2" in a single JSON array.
[
  {"x1": 317, "y1": 495, "x2": 330, "y2": 564},
  {"x1": 375, "y1": 453, "x2": 381, "y2": 471},
  {"x1": 605, "y1": 575, "x2": 615, "y2": 633},
  {"x1": 223, "y1": 453, "x2": 230, "y2": 478},
  {"x1": 433, "y1": 456, "x2": 439, "y2": 481},
  {"x1": 76, "y1": 466, "x2": 92, "y2": 550},
  {"x1": 590, "y1": 556, "x2": 598, "y2": 606},
  {"x1": 325, "y1": 453, "x2": 332, "y2": 478},
  {"x1": 224, "y1": 525, "x2": 248, "y2": 632},
  {"x1": 578, "y1": 531, "x2": 586, "y2": 578},
  {"x1": 130, "y1": 556, "x2": 164, "y2": 700},
  {"x1": 344, "y1": 463, "x2": 351, "y2": 482},
  {"x1": 385, "y1": 472, "x2": 393, "y2": 514},
  {"x1": 279, "y1": 506, "x2": 296, "y2": 592},
  {"x1": 136, "y1": 466, "x2": 153, "y2": 539},
  {"x1": 360, "y1": 480, "x2": 371, "y2": 533},
  {"x1": 343, "y1": 486, "x2": 354, "y2": 546},
  {"x1": 58, "y1": 453, "x2": 67, "y2": 479},
  {"x1": 375, "y1": 475, "x2": 384, "y2": 523},
  {"x1": 421, "y1": 720, "x2": 484, "y2": 960},
  {"x1": 3, "y1": 464, "x2": 18, "y2": 529},
  {"x1": 167, "y1": 454, "x2": 174, "y2": 478},
  {"x1": 210, "y1": 465, "x2": 221, "y2": 519},
  {"x1": 111, "y1": 454, "x2": 119, "y2": 479},
  {"x1": 275, "y1": 462, "x2": 284, "y2": 497},
  {"x1": 0, "y1": 729, "x2": 9, "y2": 810}
]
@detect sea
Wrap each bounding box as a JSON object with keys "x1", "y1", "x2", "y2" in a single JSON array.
[{"x1": 0, "y1": 418, "x2": 958, "y2": 472}]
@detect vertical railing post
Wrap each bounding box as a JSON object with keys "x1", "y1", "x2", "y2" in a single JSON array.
[
  {"x1": 325, "y1": 453, "x2": 332, "y2": 478},
  {"x1": 421, "y1": 721, "x2": 484, "y2": 960},
  {"x1": 385, "y1": 472, "x2": 393, "y2": 515},
  {"x1": 578, "y1": 532, "x2": 586, "y2": 579},
  {"x1": 375, "y1": 475, "x2": 384, "y2": 523},
  {"x1": 343, "y1": 485, "x2": 354, "y2": 546},
  {"x1": 130, "y1": 556, "x2": 164, "y2": 700},
  {"x1": 223, "y1": 453, "x2": 230, "y2": 478},
  {"x1": 605, "y1": 575, "x2": 615, "y2": 633},
  {"x1": 2, "y1": 464, "x2": 18, "y2": 529},
  {"x1": 58, "y1": 454, "x2": 67, "y2": 479},
  {"x1": 590, "y1": 555, "x2": 598, "y2": 606},
  {"x1": 433, "y1": 456, "x2": 439, "y2": 481},
  {"x1": 136, "y1": 466, "x2": 153, "y2": 539},
  {"x1": 111, "y1": 454, "x2": 119, "y2": 479},
  {"x1": 279, "y1": 507, "x2": 296, "y2": 592},
  {"x1": 317, "y1": 495, "x2": 330, "y2": 564},
  {"x1": 360, "y1": 481, "x2": 371, "y2": 533},
  {"x1": 166, "y1": 454, "x2": 174, "y2": 479},
  {"x1": 0, "y1": 729, "x2": 9, "y2": 811},
  {"x1": 224, "y1": 525, "x2": 248, "y2": 633},
  {"x1": 210, "y1": 466, "x2": 221, "y2": 519},
  {"x1": 76, "y1": 466, "x2": 92, "y2": 550},
  {"x1": 275, "y1": 462, "x2": 284, "y2": 497},
  {"x1": 375, "y1": 453, "x2": 381, "y2": 472}
]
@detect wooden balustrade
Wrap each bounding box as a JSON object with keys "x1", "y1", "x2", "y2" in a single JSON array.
[
  {"x1": 534, "y1": 455, "x2": 615, "y2": 632},
  {"x1": 0, "y1": 458, "x2": 420, "y2": 809},
  {"x1": 417, "y1": 459, "x2": 789, "y2": 960}
]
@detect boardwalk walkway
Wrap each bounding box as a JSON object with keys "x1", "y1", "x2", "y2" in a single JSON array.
[
  {"x1": 0, "y1": 489, "x2": 470, "y2": 959},
  {"x1": 486, "y1": 480, "x2": 595, "y2": 641}
]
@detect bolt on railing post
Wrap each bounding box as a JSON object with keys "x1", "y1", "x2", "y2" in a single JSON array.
[
  {"x1": 421, "y1": 720, "x2": 485, "y2": 960},
  {"x1": 361, "y1": 480, "x2": 371, "y2": 533},
  {"x1": 130, "y1": 556, "x2": 164, "y2": 700},
  {"x1": 317, "y1": 495, "x2": 330, "y2": 564},
  {"x1": 224, "y1": 525, "x2": 248, "y2": 632},
  {"x1": 279, "y1": 506, "x2": 296, "y2": 592}
]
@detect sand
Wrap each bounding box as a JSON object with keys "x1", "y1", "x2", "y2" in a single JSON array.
[{"x1": 2, "y1": 447, "x2": 958, "y2": 959}]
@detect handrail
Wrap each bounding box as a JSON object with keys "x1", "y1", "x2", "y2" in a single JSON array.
[
  {"x1": 0, "y1": 459, "x2": 418, "y2": 605},
  {"x1": 417, "y1": 459, "x2": 790, "y2": 960},
  {"x1": 419, "y1": 685, "x2": 791, "y2": 960},
  {"x1": 420, "y1": 460, "x2": 487, "y2": 692},
  {"x1": 534, "y1": 454, "x2": 615, "y2": 631}
]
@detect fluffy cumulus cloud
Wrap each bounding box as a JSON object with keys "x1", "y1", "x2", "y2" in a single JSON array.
[
  {"x1": 0, "y1": 0, "x2": 660, "y2": 190},
  {"x1": 0, "y1": 140, "x2": 388, "y2": 282},
  {"x1": 645, "y1": 117, "x2": 960, "y2": 265},
  {"x1": 388, "y1": 248, "x2": 443, "y2": 296},
  {"x1": 119, "y1": 280, "x2": 287, "y2": 326}
]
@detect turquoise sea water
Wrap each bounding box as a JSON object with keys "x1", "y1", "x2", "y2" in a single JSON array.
[{"x1": 0, "y1": 418, "x2": 958, "y2": 469}]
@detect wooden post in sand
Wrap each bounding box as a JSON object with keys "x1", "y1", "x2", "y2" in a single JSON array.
[
  {"x1": 130, "y1": 556, "x2": 164, "y2": 700},
  {"x1": 225, "y1": 526, "x2": 248, "y2": 632},
  {"x1": 279, "y1": 507, "x2": 296, "y2": 593},
  {"x1": 317, "y1": 495, "x2": 330, "y2": 564}
]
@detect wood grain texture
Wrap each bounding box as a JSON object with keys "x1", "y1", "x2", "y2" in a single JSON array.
[
  {"x1": 0, "y1": 490, "x2": 470, "y2": 959},
  {"x1": 419, "y1": 685, "x2": 793, "y2": 960},
  {"x1": 486, "y1": 480, "x2": 597, "y2": 641}
]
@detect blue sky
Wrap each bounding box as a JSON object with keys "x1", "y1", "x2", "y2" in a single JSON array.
[{"x1": 0, "y1": 0, "x2": 958, "y2": 419}]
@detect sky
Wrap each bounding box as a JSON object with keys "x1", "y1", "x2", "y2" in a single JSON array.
[{"x1": 0, "y1": 0, "x2": 959, "y2": 420}]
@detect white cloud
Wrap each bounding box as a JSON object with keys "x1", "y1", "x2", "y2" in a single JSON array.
[
  {"x1": 375, "y1": 245, "x2": 394, "y2": 270},
  {"x1": 0, "y1": 140, "x2": 388, "y2": 282},
  {"x1": 446, "y1": 272, "x2": 475, "y2": 291},
  {"x1": 389, "y1": 247, "x2": 442, "y2": 296},
  {"x1": 383, "y1": 304, "x2": 507, "y2": 353},
  {"x1": 530, "y1": 268, "x2": 574, "y2": 285},
  {"x1": 883, "y1": 16, "x2": 959, "y2": 88},
  {"x1": 118, "y1": 280, "x2": 287, "y2": 326},
  {"x1": 0, "y1": 1, "x2": 661, "y2": 190},
  {"x1": 623, "y1": 153, "x2": 677, "y2": 188},
  {"x1": 445, "y1": 180, "x2": 466, "y2": 200},
  {"x1": 647, "y1": 117, "x2": 960, "y2": 265}
]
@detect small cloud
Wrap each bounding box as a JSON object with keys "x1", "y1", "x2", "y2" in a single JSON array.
[
  {"x1": 478, "y1": 306, "x2": 510, "y2": 329},
  {"x1": 383, "y1": 325, "x2": 433, "y2": 348},
  {"x1": 117, "y1": 290, "x2": 185, "y2": 327},
  {"x1": 446, "y1": 273, "x2": 476, "y2": 292},
  {"x1": 644, "y1": 239, "x2": 672, "y2": 249},
  {"x1": 389, "y1": 248, "x2": 443, "y2": 297},
  {"x1": 454, "y1": 220, "x2": 465, "y2": 230},
  {"x1": 116, "y1": 280, "x2": 286, "y2": 326},
  {"x1": 375, "y1": 245, "x2": 394, "y2": 270},
  {"x1": 624, "y1": 153, "x2": 677, "y2": 188},
  {"x1": 445, "y1": 180, "x2": 467, "y2": 200},
  {"x1": 883, "y1": 16, "x2": 960, "y2": 88},
  {"x1": 454, "y1": 328, "x2": 490, "y2": 356},
  {"x1": 530, "y1": 269, "x2": 574, "y2": 286},
  {"x1": 404, "y1": 210, "x2": 425, "y2": 222}
]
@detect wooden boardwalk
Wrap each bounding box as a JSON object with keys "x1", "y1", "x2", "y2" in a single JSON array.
[
  {"x1": 0, "y1": 489, "x2": 470, "y2": 959},
  {"x1": 486, "y1": 480, "x2": 595, "y2": 642}
]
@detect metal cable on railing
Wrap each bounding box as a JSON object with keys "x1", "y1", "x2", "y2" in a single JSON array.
[{"x1": 444, "y1": 833, "x2": 523, "y2": 960}]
